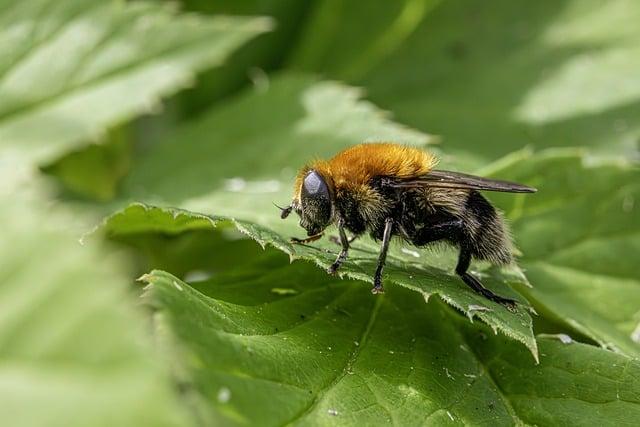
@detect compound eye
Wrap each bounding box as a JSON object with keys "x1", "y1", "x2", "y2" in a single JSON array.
[
  {"x1": 300, "y1": 170, "x2": 332, "y2": 229},
  {"x1": 302, "y1": 171, "x2": 329, "y2": 199}
]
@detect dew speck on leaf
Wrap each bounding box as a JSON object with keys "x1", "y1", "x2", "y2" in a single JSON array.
[
  {"x1": 444, "y1": 367, "x2": 454, "y2": 380},
  {"x1": 183, "y1": 270, "x2": 211, "y2": 282},
  {"x1": 541, "y1": 333, "x2": 573, "y2": 344},
  {"x1": 217, "y1": 387, "x2": 231, "y2": 403},
  {"x1": 270, "y1": 288, "x2": 298, "y2": 295},
  {"x1": 630, "y1": 324, "x2": 640, "y2": 343},
  {"x1": 401, "y1": 247, "x2": 420, "y2": 258}
]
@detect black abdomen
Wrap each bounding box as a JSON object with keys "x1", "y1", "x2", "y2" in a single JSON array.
[
  {"x1": 464, "y1": 191, "x2": 512, "y2": 264},
  {"x1": 398, "y1": 189, "x2": 513, "y2": 265}
]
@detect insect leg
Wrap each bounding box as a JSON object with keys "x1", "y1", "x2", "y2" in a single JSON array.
[
  {"x1": 372, "y1": 218, "x2": 394, "y2": 294},
  {"x1": 327, "y1": 218, "x2": 349, "y2": 274},
  {"x1": 408, "y1": 218, "x2": 463, "y2": 246},
  {"x1": 455, "y1": 248, "x2": 517, "y2": 307},
  {"x1": 290, "y1": 233, "x2": 324, "y2": 244}
]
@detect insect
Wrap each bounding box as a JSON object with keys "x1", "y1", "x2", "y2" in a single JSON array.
[{"x1": 277, "y1": 143, "x2": 536, "y2": 306}]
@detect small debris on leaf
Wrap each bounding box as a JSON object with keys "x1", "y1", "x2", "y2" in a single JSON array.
[{"x1": 270, "y1": 288, "x2": 299, "y2": 295}]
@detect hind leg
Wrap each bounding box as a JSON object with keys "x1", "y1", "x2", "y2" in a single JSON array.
[{"x1": 455, "y1": 248, "x2": 516, "y2": 307}]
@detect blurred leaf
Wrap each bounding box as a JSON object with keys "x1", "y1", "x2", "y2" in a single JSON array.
[
  {"x1": 0, "y1": 189, "x2": 190, "y2": 426},
  {"x1": 288, "y1": 0, "x2": 441, "y2": 81},
  {"x1": 121, "y1": 74, "x2": 432, "y2": 205},
  {"x1": 41, "y1": 129, "x2": 132, "y2": 201},
  {"x1": 298, "y1": 0, "x2": 640, "y2": 159},
  {"x1": 479, "y1": 148, "x2": 640, "y2": 357},
  {"x1": 141, "y1": 256, "x2": 640, "y2": 426},
  {"x1": 171, "y1": 0, "x2": 312, "y2": 115},
  {"x1": 0, "y1": 0, "x2": 271, "y2": 165}
]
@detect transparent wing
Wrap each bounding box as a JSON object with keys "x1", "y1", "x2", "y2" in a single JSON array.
[{"x1": 390, "y1": 170, "x2": 537, "y2": 193}]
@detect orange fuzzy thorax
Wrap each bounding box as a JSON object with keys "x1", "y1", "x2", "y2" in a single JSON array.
[{"x1": 294, "y1": 142, "x2": 438, "y2": 201}]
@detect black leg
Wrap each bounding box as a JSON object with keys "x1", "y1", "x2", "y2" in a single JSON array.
[
  {"x1": 372, "y1": 218, "x2": 394, "y2": 294},
  {"x1": 408, "y1": 217, "x2": 463, "y2": 246},
  {"x1": 327, "y1": 218, "x2": 349, "y2": 274},
  {"x1": 455, "y1": 248, "x2": 516, "y2": 307},
  {"x1": 291, "y1": 233, "x2": 324, "y2": 244}
]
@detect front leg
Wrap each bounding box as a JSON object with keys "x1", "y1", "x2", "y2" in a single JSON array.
[
  {"x1": 327, "y1": 218, "x2": 349, "y2": 274},
  {"x1": 291, "y1": 233, "x2": 324, "y2": 244},
  {"x1": 372, "y1": 218, "x2": 394, "y2": 294}
]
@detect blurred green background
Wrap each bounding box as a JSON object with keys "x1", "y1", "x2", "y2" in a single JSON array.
[{"x1": 1, "y1": 0, "x2": 639, "y2": 426}]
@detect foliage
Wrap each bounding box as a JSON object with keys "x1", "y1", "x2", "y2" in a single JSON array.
[
  {"x1": 0, "y1": 184, "x2": 189, "y2": 426},
  {"x1": 1, "y1": 0, "x2": 639, "y2": 426},
  {"x1": 142, "y1": 250, "x2": 640, "y2": 426}
]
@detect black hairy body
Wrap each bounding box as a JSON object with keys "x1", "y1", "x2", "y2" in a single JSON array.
[
  {"x1": 364, "y1": 180, "x2": 511, "y2": 265},
  {"x1": 336, "y1": 179, "x2": 515, "y2": 305}
]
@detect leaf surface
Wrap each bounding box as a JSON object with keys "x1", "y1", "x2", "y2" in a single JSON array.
[
  {"x1": 103, "y1": 202, "x2": 537, "y2": 359},
  {"x1": 297, "y1": 0, "x2": 640, "y2": 158},
  {"x1": 479, "y1": 148, "x2": 640, "y2": 357},
  {"x1": 0, "y1": 0, "x2": 271, "y2": 164},
  {"x1": 0, "y1": 189, "x2": 190, "y2": 426},
  {"x1": 142, "y1": 255, "x2": 640, "y2": 426}
]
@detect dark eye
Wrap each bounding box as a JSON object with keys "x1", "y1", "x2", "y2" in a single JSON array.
[
  {"x1": 302, "y1": 170, "x2": 329, "y2": 199},
  {"x1": 300, "y1": 170, "x2": 332, "y2": 229}
]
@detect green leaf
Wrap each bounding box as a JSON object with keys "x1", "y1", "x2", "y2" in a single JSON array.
[
  {"x1": 0, "y1": 0, "x2": 271, "y2": 164},
  {"x1": 141, "y1": 256, "x2": 640, "y2": 426},
  {"x1": 0, "y1": 190, "x2": 190, "y2": 426},
  {"x1": 102, "y1": 202, "x2": 537, "y2": 359},
  {"x1": 41, "y1": 129, "x2": 132, "y2": 201},
  {"x1": 299, "y1": 0, "x2": 640, "y2": 158},
  {"x1": 476, "y1": 148, "x2": 640, "y2": 357}
]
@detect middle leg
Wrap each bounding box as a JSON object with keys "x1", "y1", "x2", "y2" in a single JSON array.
[
  {"x1": 372, "y1": 218, "x2": 394, "y2": 294},
  {"x1": 327, "y1": 217, "x2": 350, "y2": 274}
]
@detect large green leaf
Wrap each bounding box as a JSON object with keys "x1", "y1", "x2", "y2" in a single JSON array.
[
  {"x1": 0, "y1": 188, "x2": 190, "y2": 426},
  {"x1": 0, "y1": 0, "x2": 271, "y2": 164},
  {"x1": 102, "y1": 202, "x2": 537, "y2": 359},
  {"x1": 97, "y1": 74, "x2": 536, "y2": 356},
  {"x1": 296, "y1": 0, "x2": 640, "y2": 159},
  {"x1": 477, "y1": 148, "x2": 640, "y2": 357},
  {"x1": 141, "y1": 253, "x2": 640, "y2": 426}
]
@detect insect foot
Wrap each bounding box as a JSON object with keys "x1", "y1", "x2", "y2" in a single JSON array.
[
  {"x1": 498, "y1": 297, "x2": 518, "y2": 312},
  {"x1": 486, "y1": 293, "x2": 518, "y2": 312},
  {"x1": 371, "y1": 280, "x2": 385, "y2": 295},
  {"x1": 327, "y1": 263, "x2": 340, "y2": 275}
]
